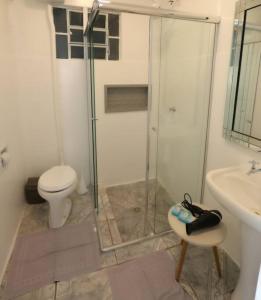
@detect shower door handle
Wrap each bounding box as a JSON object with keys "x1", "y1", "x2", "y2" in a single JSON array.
[{"x1": 91, "y1": 117, "x2": 99, "y2": 121}]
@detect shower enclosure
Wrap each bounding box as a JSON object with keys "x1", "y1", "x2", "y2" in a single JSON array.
[{"x1": 86, "y1": 2, "x2": 218, "y2": 251}]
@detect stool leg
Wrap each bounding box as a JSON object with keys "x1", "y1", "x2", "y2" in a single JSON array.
[
  {"x1": 213, "y1": 246, "x2": 222, "y2": 278},
  {"x1": 176, "y1": 240, "x2": 188, "y2": 282}
]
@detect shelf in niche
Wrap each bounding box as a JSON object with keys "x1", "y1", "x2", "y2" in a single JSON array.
[{"x1": 105, "y1": 85, "x2": 148, "y2": 113}]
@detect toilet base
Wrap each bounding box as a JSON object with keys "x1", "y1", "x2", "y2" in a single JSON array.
[{"x1": 49, "y1": 197, "x2": 72, "y2": 229}]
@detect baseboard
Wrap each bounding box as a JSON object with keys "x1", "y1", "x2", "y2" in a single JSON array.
[
  {"x1": 0, "y1": 207, "x2": 25, "y2": 284},
  {"x1": 102, "y1": 178, "x2": 146, "y2": 189}
]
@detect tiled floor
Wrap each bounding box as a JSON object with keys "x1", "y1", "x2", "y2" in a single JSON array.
[
  {"x1": 98, "y1": 181, "x2": 173, "y2": 247},
  {"x1": 0, "y1": 191, "x2": 239, "y2": 300}
]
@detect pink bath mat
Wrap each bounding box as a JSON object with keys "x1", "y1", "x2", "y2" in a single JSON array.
[
  {"x1": 4, "y1": 218, "x2": 101, "y2": 298},
  {"x1": 108, "y1": 251, "x2": 192, "y2": 300}
]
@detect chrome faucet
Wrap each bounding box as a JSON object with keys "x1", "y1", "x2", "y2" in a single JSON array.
[{"x1": 248, "y1": 160, "x2": 261, "y2": 175}]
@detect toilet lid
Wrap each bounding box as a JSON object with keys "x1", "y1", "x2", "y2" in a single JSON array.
[{"x1": 39, "y1": 166, "x2": 77, "y2": 192}]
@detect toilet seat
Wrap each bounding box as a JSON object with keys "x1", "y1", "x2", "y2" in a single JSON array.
[{"x1": 38, "y1": 166, "x2": 77, "y2": 193}]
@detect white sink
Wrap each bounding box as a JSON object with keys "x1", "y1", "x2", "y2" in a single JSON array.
[
  {"x1": 207, "y1": 165, "x2": 261, "y2": 232},
  {"x1": 207, "y1": 165, "x2": 261, "y2": 300}
]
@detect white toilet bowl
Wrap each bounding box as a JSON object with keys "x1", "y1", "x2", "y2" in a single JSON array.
[{"x1": 38, "y1": 165, "x2": 77, "y2": 229}]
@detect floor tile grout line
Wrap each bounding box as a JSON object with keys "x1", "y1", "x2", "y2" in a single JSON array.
[
  {"x1": 98, "y1": 190, "x2": 115, "y2": 247},
  {"x1": 101, "y1": 188, "x2": 123, "y2": 246}
]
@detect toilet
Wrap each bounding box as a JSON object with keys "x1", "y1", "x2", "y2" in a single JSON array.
[{"x1": 38, "y1": 165, "x2": 77, "y2": 229}]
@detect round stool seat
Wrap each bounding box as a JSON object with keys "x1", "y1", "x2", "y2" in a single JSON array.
[{"x1": 168, "y1": 204, "x2": 226, "y2": 247}]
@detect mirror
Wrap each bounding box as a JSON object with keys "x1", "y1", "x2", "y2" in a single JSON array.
[{"x1": 224, "y1": 1, "x2": 261, "y2": 149}]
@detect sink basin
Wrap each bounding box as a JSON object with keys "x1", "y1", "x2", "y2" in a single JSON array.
[
  {"x1": 207, "y1": 165, "x2": 261, "y2": 300},
  {"x1": 207, "y1": 165, "x2": 261, "y2": 232}
]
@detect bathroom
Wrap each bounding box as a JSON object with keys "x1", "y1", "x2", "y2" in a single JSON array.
[{"x1": 1, "y1": 0, "x2": 261, "y2": 299}]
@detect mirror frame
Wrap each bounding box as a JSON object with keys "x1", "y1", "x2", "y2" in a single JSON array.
[{"x1": 224, "y1": 0, "x2": 261, "y2": 151}]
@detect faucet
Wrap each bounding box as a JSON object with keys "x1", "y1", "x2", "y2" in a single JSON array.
[{"x1": 248, "y1": 160, "x2": 261, "y2": 175}]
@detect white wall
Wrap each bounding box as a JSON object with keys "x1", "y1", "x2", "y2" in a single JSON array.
[
  {"x1": 204, "y1": 0, "x2": 261, "y2": 264},
  {"x1": 9, "y1": 0, "x2": 60, "y2": 178},
  {"x1": 9, "y1": 0, "x2": 90, "y2": 187},
  {"x1": 95, "y1": 13, "x2": 150, "y2": 187},
  {"x1": 0, "y1": 1, "x2": 26, "y2": 282}
]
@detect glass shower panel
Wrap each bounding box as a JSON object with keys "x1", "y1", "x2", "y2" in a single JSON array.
[
  {"x1": 86, "y1": 26, "x2": 99, "y2": 210},
  {"x1": 149, "y1": 18, "x2": 215, "y2": 234},
  {"x1": 147, "y1": 17, "x2": 161, "y2": 233}
]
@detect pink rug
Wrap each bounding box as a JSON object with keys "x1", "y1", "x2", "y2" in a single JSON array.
[
  {"x1": 4, "y1": 218, "x2": 101, "y2": 298},
  {"x1": 108, "y1": 251, "x2": 192, "y2": 300}
]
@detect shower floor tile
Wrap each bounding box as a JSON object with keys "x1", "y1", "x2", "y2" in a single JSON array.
[
  {"x1": 114, "y1": 236, "x2": 167, "y2": 264},
  {"x1": 98, "y1": 181, "x2": 173, "y2": 247}
]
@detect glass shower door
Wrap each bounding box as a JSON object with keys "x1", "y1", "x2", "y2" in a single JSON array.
[{"x1": 148, "y1": 17, "x2": 216, "y2": 234}]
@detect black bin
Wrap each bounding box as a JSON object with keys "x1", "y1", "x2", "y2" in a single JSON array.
[{"x1": 24, "y1": 177, "x2": 46, "y2": 204}]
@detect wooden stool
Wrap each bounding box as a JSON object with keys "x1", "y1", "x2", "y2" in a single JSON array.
[{"x1": 168, "y1": 204, "x2": 226, "y2": 282}]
